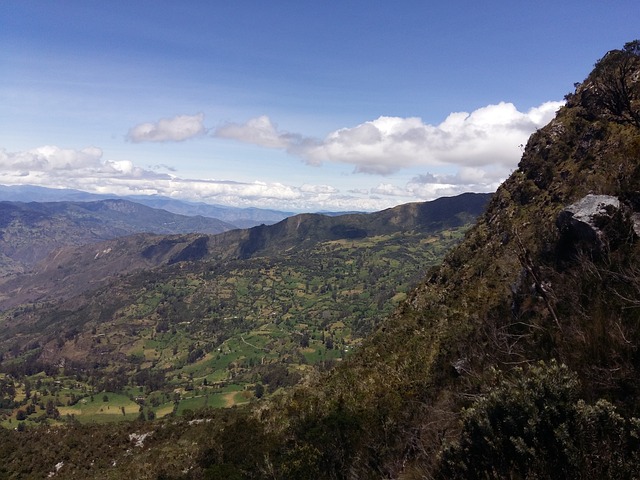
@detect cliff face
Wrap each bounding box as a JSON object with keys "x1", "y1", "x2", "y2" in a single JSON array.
[{"x1": 261, "y1": 41, "x2": 640, "y2": 478}]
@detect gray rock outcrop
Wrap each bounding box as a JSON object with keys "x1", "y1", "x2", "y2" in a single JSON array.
[{"x1": 556, "y1": 194, "x2": 637, "y2": 256}]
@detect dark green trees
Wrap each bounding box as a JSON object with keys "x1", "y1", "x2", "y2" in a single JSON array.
[{"x1": 589, "y1": 40, "x2": 640, "y2": 127}]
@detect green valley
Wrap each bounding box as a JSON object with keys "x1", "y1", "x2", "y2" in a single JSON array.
[{"x1": 0, "y1": 196, "x2": 485, "y2": 428}]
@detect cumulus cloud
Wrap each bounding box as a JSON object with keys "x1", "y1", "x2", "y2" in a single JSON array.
[
  {"x1": 0, "y1": 99, "x2": 563, "y2": 212},
  {"x1": 403, "y1": 167, "x2": 504, "y2": 199},
  {"x1": 0, "y1": 146, "x2": 176, "y2": 197},
  {"x1": 299, "y1": 183, "x2": 338, "y2": 194},
  {"x1": 365, "y1": 164, "x2": 509, "y2": 202},
  {"x1": 370, "y1": 183, "x2": 408, "y2": 197},
  {"x1": 0, "y1": 145, "x2": 373, "y2": 211},
  {"x1": 410, "y1": 166, "x2": 507, "y2": 188},
  {"x1": 214, "y1": 115, "x2": 300, "y2": 149},
  {"x1": 300, "y1": 101, "x2": 564, "y2": 174},
  {"x1": 0, "y1": 143, "x2": 499, "y2": 212},
  {"x1": 214, "y1": 101, "x2": 563, "y2": 175},
  {"x1": 127, "y1": 113, "x2": 206, "y2": 142}
]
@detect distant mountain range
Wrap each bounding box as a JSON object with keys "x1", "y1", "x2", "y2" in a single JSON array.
[
  {"x1": 0, "y1": 185, "x2": 294, "y2": 228},
  {"x1": 0, "y1": 199, "x2": 235, "y2": 275},
  {"x1": 0, "y1": 192, "x2": 492, "y2": 308}
]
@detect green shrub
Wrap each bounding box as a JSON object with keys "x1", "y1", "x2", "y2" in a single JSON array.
[{"x1": 437, "y1": 361, "x2": 640, "y2": 479}]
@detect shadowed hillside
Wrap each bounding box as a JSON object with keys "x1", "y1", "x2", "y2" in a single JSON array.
[
  {"x1": 248, "y1": 40, "x2": 640, "y2": 479},
  {"x1": 0, "y1": 199, "x2": 235, "y2": 276},
  {"x1": 0, "y1": 193, "x2": 489, "y2": 309}
]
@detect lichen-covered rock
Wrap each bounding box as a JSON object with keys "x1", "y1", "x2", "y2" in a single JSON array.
[{"x1": 556, "y1": 194, "x2": 635, "y2": 256}]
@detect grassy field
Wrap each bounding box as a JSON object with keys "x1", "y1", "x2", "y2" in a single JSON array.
[{"x1": 58, "y1": 392, "x2": 140, "y2": 423}]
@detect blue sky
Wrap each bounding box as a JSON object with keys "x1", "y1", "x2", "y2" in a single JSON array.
[{"x1": 1, "y1": 1, "x2": 638, "y2": 211}]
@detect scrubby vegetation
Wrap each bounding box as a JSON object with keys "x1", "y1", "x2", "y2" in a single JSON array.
[
  {"x1": 437, "y1": 361, "x2": 640, "y2": 479},
  {"x1": 1, "y1": 41, "x2": 640, "y2": 479}
]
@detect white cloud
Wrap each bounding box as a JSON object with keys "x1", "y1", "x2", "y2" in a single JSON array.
[
  {"x1": 213, "y1": 101, "x2": 564, "y2": 175},
  {"x1": 0, "y1": 99, "x2": 563, "y2": 212},
  {"x1": 404, "y1": 168, "x2": 502, "y2": 199},
  {"x1": 404, "y1": 182, "x2": 462, "y2": 200},
  {"x1": 299, "y1": 101, "x2": 564, "y2": 174},
  {"x1": 0, "y1": 145, "x2": 103, "y2": 171},
  {"x1": 409, "y1": 166, "x2": 507, "y2": 188},
  {"x1": 0, "y1": 146, "x2": 171, "y2": 186},
  {"x1": 103, "y1": 159, "x2": 148, "y2": 177},
  {"x1": 299, "y1": 183, "x2": 338, "y2": 194},
  {"x1": 370, "y1": 183, "x2": 407, "y2": 197},
  {"x1": 0, "y1": 146, "x2": 490, "y2": 211},
  {"x1": 527, "y1": 101, "x2": 565, "y2": 125},
  {"x1": 214, "y1": 115, "x2": 298, "y2": 149},
  {"x1": 0, "y1": 145, "x2": 375, "y2": 211},
  {"x1": 127, "y1": 113, "x2": 206, "y2": 142}
]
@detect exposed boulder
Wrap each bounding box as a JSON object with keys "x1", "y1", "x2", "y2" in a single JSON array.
[
  {"x1": 556, "y1": 194, "x2": 636, "y2": 258},
  {"x1": 557, "y1": 194, "x2": 619, "y2": 242}
]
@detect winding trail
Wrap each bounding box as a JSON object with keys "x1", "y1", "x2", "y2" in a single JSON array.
[{"x1": 240, "y1": 335, "x2": 267, "y2": 351}]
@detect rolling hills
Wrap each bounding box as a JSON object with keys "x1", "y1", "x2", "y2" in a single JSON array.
[
  {"x1": 0, "y1": 192, "x2": 488, "y2": 309},
  {"x1": 0, "y1": 192, "x2": 489, "y2": 434}
]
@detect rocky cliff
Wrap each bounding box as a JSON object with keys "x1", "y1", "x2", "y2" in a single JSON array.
[{"x1": 252, "y1": 40, "x2": 640, "y2": 479}]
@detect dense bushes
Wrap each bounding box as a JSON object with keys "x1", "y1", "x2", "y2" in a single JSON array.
[{"x1": 437, "y1": 361, "x2": 640, "y2": 479}]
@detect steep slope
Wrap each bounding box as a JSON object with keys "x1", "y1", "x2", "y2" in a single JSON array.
[
  {"x1": 0, "y1": 199, "x2": 234, "y2": 275},
  {"x1": 220, "y1": 192, "x2": 489, "y2": 259},
  {"x1": 0, "y1": 233, "x2": 210, "y2": 308},
  {"x1": 242, "y1": 41, "x2": 640, "y2": 479}
]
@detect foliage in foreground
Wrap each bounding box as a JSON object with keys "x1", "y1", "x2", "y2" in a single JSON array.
[
  {"x1": 2, "y1": 362, "x2": 640, "y2": 479},
  {"x1": 437, "y1": 361, "x2": 640, "y2": 479}
]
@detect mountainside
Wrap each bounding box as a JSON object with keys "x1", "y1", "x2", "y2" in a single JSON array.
[
  {"x1": 0, "y1": 193, "x2": 490, "y2": 309},
  {"x1": 222, "y1": 192, "x2": 487, "y2": 259},
  {"x1": 244, "y1": 40, "x2": 640, "y2": 479},
  {"x1": 0, "y1": 199, "x2": 235, "y2": 276},
  {"x1": 0, "y1": 233, "x2": 210, "y2": 308},
  {"x1": 1, "y1": 42, "x2": 638, "y2": 480}
]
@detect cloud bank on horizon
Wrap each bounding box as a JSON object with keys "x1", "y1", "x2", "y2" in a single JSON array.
[
  {"x1": 2, "y1": 1, "x2": 636, "y2": 213},
  {"x1": 0, "y1": 100, "x2": 562, "y2": 211}
]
